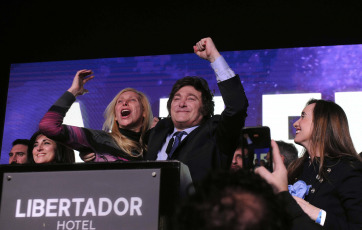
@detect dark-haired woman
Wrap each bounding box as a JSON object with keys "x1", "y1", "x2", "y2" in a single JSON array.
[
  {"x1": 288, "y1": 99, "x2": 362, "y2": 229},
  {"x1": 28, "y1": 131, "x2": 75, "y2": 164}
]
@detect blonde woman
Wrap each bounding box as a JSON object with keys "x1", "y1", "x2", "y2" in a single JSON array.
[{"x1": 39, "y1": 69, "x2": 153, "y2": 162}]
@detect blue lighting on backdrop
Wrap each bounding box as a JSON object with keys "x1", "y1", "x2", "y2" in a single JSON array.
[{"x1": 2, "y1": 44, "x2": 362, "y2": 163}]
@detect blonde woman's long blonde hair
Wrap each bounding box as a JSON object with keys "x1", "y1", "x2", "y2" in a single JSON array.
[{"x1": 102, "y1": 88, "x2": 153, "y2": 157}]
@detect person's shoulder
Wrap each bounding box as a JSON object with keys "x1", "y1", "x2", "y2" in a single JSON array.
[
  {"x1": 84, "y1": 128, "x2": 112, "y2": 140},
  {"x1": 154, "y1": 117, "x2": 173, "y2": 128},
  {"x1": 339, "y1": 156, "x2": 362, "y2": 168},
  {"x1": 209, "y1": 115, "x2": 221, "y2": 121},
  {"x1": 198, "y1": 115, "x2": 220, "y2": 128},
  {"x1": 326, "y1": 156, "x2": 362, "y2": 177},
  {"x1": 327, "y1": 157, "x2": 362, "y2": 194},
  {"x1": 149, "y1": 117, "x2": 173, "y2": 134}
]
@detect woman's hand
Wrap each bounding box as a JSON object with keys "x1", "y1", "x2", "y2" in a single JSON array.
[
  {"x1": 293, "y1": 196, "x2": 321, "y2": 221},
  {"x1": 79, "y1": 152, "x2": 96, "y2": 162},
  {"x1": 151, "y1": 117, "x2": 160, "y2": 128},
  {"x1": 67, "y1": 69, "x2": 94, "y2": 97}
]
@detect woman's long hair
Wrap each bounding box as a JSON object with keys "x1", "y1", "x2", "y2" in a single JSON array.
[
  {"x1": 28, "y1": 131, "x2": 75, "y2": 164},
  {"x1": 102, "y1": 88, "x2": 153, "y2": 157},
  {"x1": 288, "y1": 99, "x2": 360, "y2": 182}
]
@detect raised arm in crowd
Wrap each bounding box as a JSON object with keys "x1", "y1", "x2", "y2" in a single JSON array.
[{"x1": 39, "y1": 70, "x2": 153, "y2": 162}]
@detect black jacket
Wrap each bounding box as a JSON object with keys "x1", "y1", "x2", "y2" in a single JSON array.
[{"x1": 145, "y1": 76, "x2": 248, "y2": 182}]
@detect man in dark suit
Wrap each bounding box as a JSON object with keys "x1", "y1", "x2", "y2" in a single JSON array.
[{"x1": 145, "y1": 37, "x2": 248, "y2": 182}]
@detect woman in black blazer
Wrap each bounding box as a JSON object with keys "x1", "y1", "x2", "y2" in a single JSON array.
[{"x1": 288, "y1": 99, "x2": 362, "y2": 229}]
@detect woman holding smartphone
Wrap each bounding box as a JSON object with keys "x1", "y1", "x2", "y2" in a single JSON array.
[{"x1": 288, "y1": 99, "x2": 362, "y2": 229}]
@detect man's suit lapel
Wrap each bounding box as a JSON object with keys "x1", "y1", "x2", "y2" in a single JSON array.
[
  {"x1": 147, "y1": 118, "x2": 174, "y2": 160},
  {"x1": 170, "y1": 124, "x2": 203, "y2": 159}
]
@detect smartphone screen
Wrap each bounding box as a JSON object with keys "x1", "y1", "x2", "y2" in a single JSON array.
[{"x1": 241, "y1": 126, "x2": 272, "y2": 172}]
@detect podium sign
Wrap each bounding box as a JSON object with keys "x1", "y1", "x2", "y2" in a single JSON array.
[{"x1": 0, "y1": 169, "x2": 160, "y2": 230}]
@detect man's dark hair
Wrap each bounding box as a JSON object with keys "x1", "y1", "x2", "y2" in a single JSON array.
[
  {"x1": 275, "y1": 141, "x2": 298, "y2": 168},
  {"x1": 173, "y1": 169, "x2": 291, "y2": 230},
  {"x1": 12, "y1": 139, "x2": 30, "y2": 147},
  {"x1": 167, "y1": 76, "x2": 214, "y2": 120}
]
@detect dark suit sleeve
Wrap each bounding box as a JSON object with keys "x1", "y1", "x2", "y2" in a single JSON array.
[
  {"x1": 215, "y1": 75, "x2": 248, "y2": 157},
  {"x1": 277, "y1": 192, "x2": 323, "y2": 230}
]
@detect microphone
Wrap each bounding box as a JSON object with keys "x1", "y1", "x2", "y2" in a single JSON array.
[{"x1": 166, "y1": 138, "x2": 174, "y2": 154}]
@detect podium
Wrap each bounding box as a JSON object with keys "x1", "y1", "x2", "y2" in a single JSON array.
[{"x1": 0, "y1": 161, "x2": 193, "y2": 230}]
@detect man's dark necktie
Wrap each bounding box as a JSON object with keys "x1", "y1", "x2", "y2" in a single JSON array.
[{"x1": 166, "y1": 131, "x2": 187, "y2": 159}]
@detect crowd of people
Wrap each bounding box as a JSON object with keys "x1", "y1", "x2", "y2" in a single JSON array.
[{"x1": 6, "y1": 37, "x2": 362, "y2": 229}]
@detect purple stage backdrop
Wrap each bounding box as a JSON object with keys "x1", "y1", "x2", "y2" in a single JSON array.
[{"x1": 2, "y1": 44, "x2": 362, "y2": 164}]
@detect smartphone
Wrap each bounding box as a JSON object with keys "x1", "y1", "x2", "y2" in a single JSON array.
[{"x1": 241, "y1": 126, "x2": 272, "y2": 172}]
